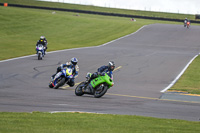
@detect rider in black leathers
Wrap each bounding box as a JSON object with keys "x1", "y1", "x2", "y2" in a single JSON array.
[
  {"x1": 184, "y1": 18, "x2": 188, "y2": 27},
  {"x1": 36, "y1": 36, "x2": 48, "y2": 55}
]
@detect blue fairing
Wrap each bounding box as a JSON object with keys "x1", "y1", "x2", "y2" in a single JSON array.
[
  {"x1": 36, "y1": 44, "x2": 45, "y2": 56},
  {"x1": 53, "y1": 69, "x2": 73, "y2": 86},
  {"x1": 53, "y1": 70, "x2": 66, "y2": 85},
  {"x1": 62, "y1": 69, "x2": 67, "y2": 76}
]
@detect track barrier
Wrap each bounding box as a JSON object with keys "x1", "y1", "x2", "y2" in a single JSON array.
[{"x1": 0, "y1": 3, "x2": 200, "y2": 24}]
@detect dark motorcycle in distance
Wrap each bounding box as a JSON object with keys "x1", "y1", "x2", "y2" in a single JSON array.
[
  {"x1": 184, "y1": 20, "x2": 187, "y2": 27},
  {"x1": 184, "y1": 20, "x2": 190, "y2": 29},
  {"x1": 36, "y1": 44, "x2": 45, "y2": 60},
  {"x1": 186, "y1": 21, "x2": 190, "y2": 29}
]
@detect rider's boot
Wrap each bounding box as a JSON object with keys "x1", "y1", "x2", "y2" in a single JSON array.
[
  {"x1": 85, "y1": 78, "x2": 91, "y2": 84},
  {"x1": 85, "y1": 72, "x2": 98, "y2": 84},
  {"x1": 51, "y1": 74, "x2": 56, "y2": 80},
  {"x1": 84, "y1": 84, "x2": 94, "y2": 94}
]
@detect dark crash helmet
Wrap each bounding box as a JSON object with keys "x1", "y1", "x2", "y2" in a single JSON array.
[
  {"x1": 71, "y1": 57, "x2": 78, "y2": 65},
  {"x1": 108, "y1": 61, "x2": 115, "y2": 71}
]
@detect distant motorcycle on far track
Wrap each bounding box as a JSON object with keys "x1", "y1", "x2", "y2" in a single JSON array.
[
  {"x1": 186, "y1": 21, "x2": 190, "y2": 29},
  {"x1": 36, "y1": 44, "x2": 45, "y2": 60},
  {"x1": 184, "y1": 20, "x2": 187, "y2": 27},
  {"x1": 184, "y1": 20, "x2": 190, "y2": 29}
]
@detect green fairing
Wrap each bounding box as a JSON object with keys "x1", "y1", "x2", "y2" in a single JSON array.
[{"x1": 90, "y1": 73, "x2": 113, "y2": 88}]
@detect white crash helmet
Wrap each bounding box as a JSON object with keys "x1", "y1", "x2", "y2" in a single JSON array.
[{"x1": 71, "y1": 57, "x2": 78, "y2": 65}]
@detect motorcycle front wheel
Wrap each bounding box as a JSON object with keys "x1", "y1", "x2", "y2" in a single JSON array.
[
  {"x1": 54, "y1": 78, "x2": 65, "y2": 89},
  {"x1": 49, "y1": 81, "x2": 54, "y2": 88},
  {"x1": 38, "y1": 53, "x2": 42, "y2": 60},
  {"x1": 94, "y1": 84, "x2": 108, "y2": 98}
]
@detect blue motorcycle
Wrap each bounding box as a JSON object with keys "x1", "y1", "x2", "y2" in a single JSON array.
[
  {"x1": 49, "y1": 68, "x2": 73, "y2": 89},
  {"x1": 36, "y1": 44, "x2": 45, "y2": 60}
]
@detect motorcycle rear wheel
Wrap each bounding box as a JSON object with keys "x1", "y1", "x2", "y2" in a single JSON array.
[{"x1": 75, "y1": 82, "x2": 85, "y2": 96}]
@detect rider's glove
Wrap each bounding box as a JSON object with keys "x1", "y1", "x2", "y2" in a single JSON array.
[
  {"x1": 57, "y1": 66, "x2": 62, "y2": 72},
  {"x1": 97, "y1": 72, "x2": 101, "y2": 75},
  {"x1": 60, "y1": 64, "x2": 64, "y2": 69}
]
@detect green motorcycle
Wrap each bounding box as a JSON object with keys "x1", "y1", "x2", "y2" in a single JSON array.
[{"x1": 75, "y1": 72, "x2": 114, "y2": 98}]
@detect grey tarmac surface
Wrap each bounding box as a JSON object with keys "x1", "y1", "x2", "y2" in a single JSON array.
[{"x1": 0, "y1": 24, "x2": 200, "y2": 121}]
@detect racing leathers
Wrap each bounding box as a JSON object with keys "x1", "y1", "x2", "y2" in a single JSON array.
[
  {"x1": 97, "y1": 65, "x2": 113, "y2": 79},
  {"x1": 184, "y1": 19, "x2": 188, "y2": 27},
  {"x1": 36, "y1": 39, "x2": 48, "y2": 54}
]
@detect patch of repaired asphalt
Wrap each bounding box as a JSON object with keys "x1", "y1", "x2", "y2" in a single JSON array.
[{"x1": 160, "y1": 91, "x2": 200, "y2": 103}]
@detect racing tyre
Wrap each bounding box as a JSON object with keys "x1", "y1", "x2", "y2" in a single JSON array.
[
  {"x1": 94, "y1": 84, "x2": 108, "y2": 98},
  {"x1": 49, "y1": 82, "x2": 54, "y2": 88},
  {"x1": 54, "y1": 78, "x2": 65, "y2": 89},
  {"x1": 75, "y1": 82, "x2": 85, "y2": 96},
  {"x1": 38, "y1": 53, "x2": 42, "y2": 60}
]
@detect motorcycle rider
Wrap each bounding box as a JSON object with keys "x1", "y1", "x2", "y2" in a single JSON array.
[
  {"x1": 184, "y1": 18, "x2": 188, "y2": 27},
  {"x1": 36, "y1": 36, "x2": 48, "y2": 55},
  {"x1": 84, "y1": 61, "x2": 115, "y2": 93},
  {"x1": 52, "y1": 57, "x2": 79, "y2": 87}
]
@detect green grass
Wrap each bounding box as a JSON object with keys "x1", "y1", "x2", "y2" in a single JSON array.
[
  {"x1": 0, "y1": 6, "x2": 181, "y2": 60},
  {"x1": 0, "y1": 112, "x2": 199, "y2": 133},
  {"x1": 0, "y1": 6, "x2": 139, "y2": 59},
  {"x1": 0, "y1": 0, "x2": 197, "y2": 60},
  {"x1": 0, "y1": 1, "x2": 200, "y2": 131},
  {"x1": 1, "y1": 0, "x2": 198, "y2": 21},
  {"x1": 169, "y1": 56, "x2": 200, "y2": 94}
]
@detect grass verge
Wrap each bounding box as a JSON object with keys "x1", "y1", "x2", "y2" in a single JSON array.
[
  {"x1": 0, "y1": 0, "x2": 200, "y2": 131},
  {"x1": 169, "y1": 55, "x2": 200, "y2": 94},
  {"x1": 0, "y1": 6, "x2": 181, "y2": 60},
  {"x1": 0, "y1": 112, "x2": 200, "y2": 133},
  {"x1": 0, "y1": 6, "x2": 141, "y2": 60}
]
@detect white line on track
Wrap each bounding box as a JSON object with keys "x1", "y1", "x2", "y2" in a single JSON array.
[
  {"x1": 0, "y1": 25, "x2": 147, "y2": 63},
  {"x1": 49, "y1": 111, "x2": 105, "y2": 114},
  {"x1": 161, "y1": 53, "x2": 200, "y2": 92}
]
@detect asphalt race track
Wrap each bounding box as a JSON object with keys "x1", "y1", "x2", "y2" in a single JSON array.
[{"x1": 0, "y1": 24, "x2": 200, "y2": 121}]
